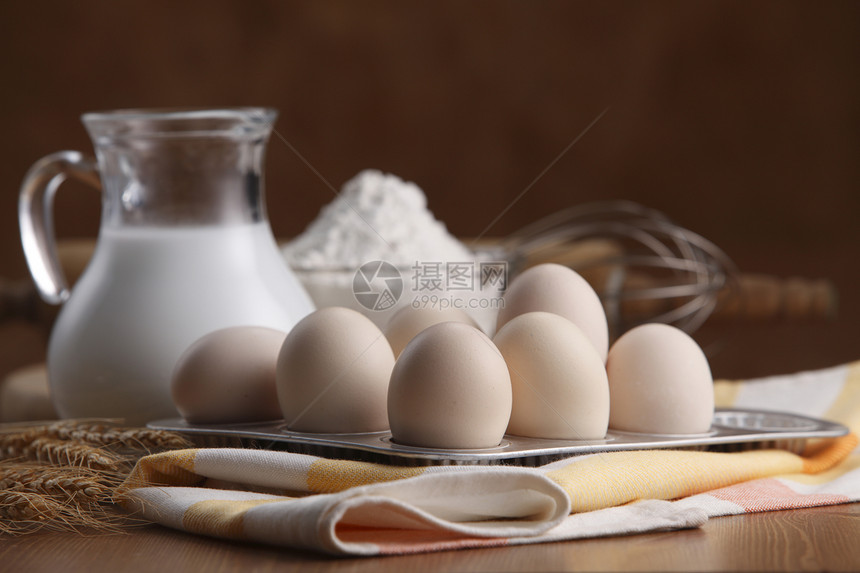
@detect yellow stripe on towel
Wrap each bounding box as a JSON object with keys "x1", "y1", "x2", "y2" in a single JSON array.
[
  {"x1": 545, "y1": 432, "x2": 857, "y2": 513},
  {"x1": 547, "y1": 448, "x2": 806, "y2": 513},
  {"x1": 713, "y1": 378, "x2": 742, "y2": 408},
  {"x1": 124, "y1": 449, "x2": 201, "y2": 488},
  {"x1": 307, "y1": 458, "x2": 426, "y2": 493},
  {"x1": 821, "y1": 362, "x2": 860, "y2": 433},
  {"x1": 184, "y1": 498, "x2": 281, "y2": 539}
]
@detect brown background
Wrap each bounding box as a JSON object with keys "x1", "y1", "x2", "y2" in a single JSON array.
[{"x1": 0, "y1": 1, "x2": 858, "y2": 381}]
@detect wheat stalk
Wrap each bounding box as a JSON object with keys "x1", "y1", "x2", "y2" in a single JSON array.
[
  {"x1": 0, "y1": 419, "x2": 192, "y2": 535},
  {"x1": 46, "y1": 421, "x2": 192, "y2": 452},
  {"x1": 0, "y1": 463, "x2": 132, "y2": 535},
  {"x1": 0, "y1": 420, "x2": 192, "y2": 467},
  {"x1": 0, "y1": 464, "x2": 122, "y2": 499},
  {"x1": 0, "y1": 490, "x2": 58, "y2": 528},
  {"x1": 0, "y1": 488, "x2": 133, "y2": 535},
  {"x1": 1, "y1": 435, "x2": 127, "y2": 470}
]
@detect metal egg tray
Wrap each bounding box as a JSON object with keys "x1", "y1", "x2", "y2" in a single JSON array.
[{"x1": 148, "y1": 408, "x2": 849, "y2": 467}]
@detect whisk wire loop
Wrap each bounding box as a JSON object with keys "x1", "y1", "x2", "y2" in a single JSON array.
[{"x1": 505, "y1": 200, "x2": 738, "y2": 338}]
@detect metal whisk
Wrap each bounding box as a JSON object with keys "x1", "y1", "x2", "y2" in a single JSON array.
[{"x1": 499, "y1": 200, "x2": 741, "y2": 338}]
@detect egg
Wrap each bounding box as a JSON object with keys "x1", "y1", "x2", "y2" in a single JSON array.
[
  {"x1": 171, "y1": 326, "x2": 287, "y2": 424},
  {"x1": 496, "y1": 263, "x2": 609, "y2": 362},
  {"x1": 493, "y1": 312, "x2": 609, "y2": 440},
  {"x1": 276, "y1": 306, "x2": 394, "y2": 433},
  {"x1": 606, "y1": 323, "x2": 714, "y2": 434},
  {"x1": 383, "y1": 306, "x2": 479, "y2": 358},
  {"x1": 388, "y1": 321, "x2": 512, "y2": 449}
]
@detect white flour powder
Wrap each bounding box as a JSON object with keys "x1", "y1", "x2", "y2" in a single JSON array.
[{"x1": 282, "y1": 170, "x2": 473, "y2": 268}]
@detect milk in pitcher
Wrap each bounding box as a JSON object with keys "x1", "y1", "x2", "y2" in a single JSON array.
[{"x1": 48, "y1": 222, "x2": 312, "y2": 424}]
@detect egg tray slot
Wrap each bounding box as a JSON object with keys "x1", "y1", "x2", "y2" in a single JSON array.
[{"x1": 147, "y1": 408, "x2": 850, "y2": 467}]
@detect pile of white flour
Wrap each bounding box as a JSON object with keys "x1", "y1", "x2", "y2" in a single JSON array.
[{"x1": 282, "y1": 170, "x2": 473, "y2": 268}]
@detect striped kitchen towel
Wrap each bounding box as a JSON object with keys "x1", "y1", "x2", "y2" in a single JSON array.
[{"x1": 119, "y1": 361, "x2": 860, "y2": 556}]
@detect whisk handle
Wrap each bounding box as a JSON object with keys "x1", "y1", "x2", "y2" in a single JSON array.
[{"x1": 715, "y1": 274, "x2": 837, "y2": 321}]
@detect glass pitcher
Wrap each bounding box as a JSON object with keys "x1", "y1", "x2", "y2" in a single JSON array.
[{"x1": 19, "y1": 108, "x2": 315, "y2": 425}]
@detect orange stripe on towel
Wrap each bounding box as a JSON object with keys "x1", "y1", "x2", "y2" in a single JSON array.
[
  {"x1": 708, "y1": 478, "x2": 851, "y2": 512},
  {"x1": 802, "y1": 434, "x2": 859, "y2": 474}
]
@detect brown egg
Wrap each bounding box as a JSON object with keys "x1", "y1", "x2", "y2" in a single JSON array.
[
  {"x1": 383, "y1": 306, "x2": 479, "y2": 358},
  {"x1": 388, "y1": 321, "x2": 512, "y2": 449},
  {"x1": 494, "y1": 312, "x2": 609, "y2": 440},
  {"x1": 496, "y1": 263, "x2": 609, "y2": 362},
  {"x1": 171, "y1": 326, "x2": 287, "y2": 424},
  {"x1": 276, "y1": 307, "x2": 394, "y2": 433},
  {"x1": 607, "y1": 323, "x2": 714, "y2": 434}
]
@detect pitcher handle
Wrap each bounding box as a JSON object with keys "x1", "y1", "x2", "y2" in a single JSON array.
[{"x1": 19, "y1": 151, "x2": 101, "y2": 305}]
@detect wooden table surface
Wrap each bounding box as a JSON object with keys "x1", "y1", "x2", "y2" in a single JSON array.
[
  {"x1": 2, "y1": 503, "x2": 859, "y2": 572},
  {"x1": 2, "y1": 249, "x2": 859, "y2": 571}
]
